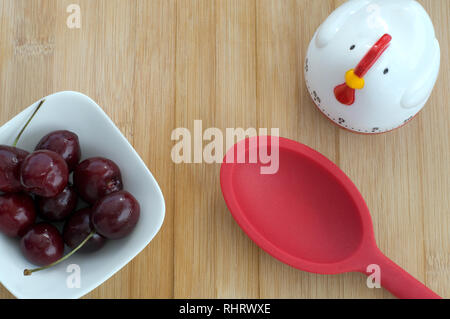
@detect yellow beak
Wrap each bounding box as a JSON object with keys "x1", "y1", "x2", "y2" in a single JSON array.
[{"x1": 345, "y1": 69, "x2": 365, "y2": 90}]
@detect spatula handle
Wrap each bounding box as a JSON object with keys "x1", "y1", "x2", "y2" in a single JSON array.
[{"x1": 366, "y1": 250, "x2": 441, "y2": 299}]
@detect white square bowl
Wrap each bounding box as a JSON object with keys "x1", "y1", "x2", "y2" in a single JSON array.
[{"x1": 0, "y1": 91, "x2": 165, "y2": 299}]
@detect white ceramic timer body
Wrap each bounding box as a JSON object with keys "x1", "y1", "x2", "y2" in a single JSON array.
[{"x1": 305, "y1": 0, "x2": 440, "y2": 134}]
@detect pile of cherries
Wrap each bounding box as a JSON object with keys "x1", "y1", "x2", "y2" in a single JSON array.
[{"x1": 0, "y1": 102, "x2": 140, "y2": 275}]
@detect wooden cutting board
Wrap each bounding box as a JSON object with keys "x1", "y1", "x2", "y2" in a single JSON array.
[{"x1": 0, "y1": 0, "x2": 448, "y2": 299}]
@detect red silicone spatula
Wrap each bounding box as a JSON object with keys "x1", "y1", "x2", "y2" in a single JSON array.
[{"x1": 220, "y1": 136, "x2": 441, "y2": 299}]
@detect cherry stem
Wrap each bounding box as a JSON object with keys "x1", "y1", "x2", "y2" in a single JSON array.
[
  {"x1": 24, "y1": 230, "x2": 95, "y2": 276},
  {"x1": 13, "y1": 99, "x2": 45, "y2": 147}
]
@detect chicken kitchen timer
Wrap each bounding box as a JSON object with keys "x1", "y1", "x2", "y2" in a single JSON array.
[{"x1": 305, "y1": 0, "x2": 440, "y2": 134}]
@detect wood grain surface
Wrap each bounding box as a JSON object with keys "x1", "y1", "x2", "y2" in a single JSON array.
[{"x1": 0, "y1": 0, "x2": 449, "y2": 299}]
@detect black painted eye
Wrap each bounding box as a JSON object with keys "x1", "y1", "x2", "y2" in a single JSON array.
[
  {"x1": 383, "y1": 68, "x2": 389, "y2": 74},
  {"x1": 350, "y1": 45, "x2": 356, "y2": 50}
]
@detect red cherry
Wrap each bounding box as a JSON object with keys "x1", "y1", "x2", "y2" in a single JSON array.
[
  {"x1": 20, "y1": 150, "x2": 69, "y2": 197},
  {"x1": 21, "y1": 223, "x2": 64, "y2": 266},
  {"x1": 73, "y1": 157, "x2": 123, "y2": 204},
  {"x1": 36, "y1": 185, "x2": 78, "y2": 221},
  {"x1": 91, "y1": 191, "x2": 140, "y2": 239},
  {"x1": 35, "y1": 130, "x2": 81, "y2": 171},
  {"x1": 63, "y1": 208, "x2": 106, "y2": 252},
  {"x1": 0, "y1": 193, "x2": 36, "y2": 237},
  {"x1": 0, "y1": 146, "x2": 29, "y2": 193}
]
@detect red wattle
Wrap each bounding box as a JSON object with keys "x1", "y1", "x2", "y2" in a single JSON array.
[{"x1": 334, "y1": 84, "x2": 355, "y2": 105}]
